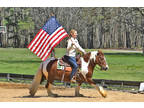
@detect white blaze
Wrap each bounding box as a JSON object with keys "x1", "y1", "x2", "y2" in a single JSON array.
[
  {"x1": 80, "y1": 57, "x2": 90, "y2": 77},
  {"x1": 90, "y1": 51, "x2": 98, "y2": 61},
  {"x1": 104, "y1": 57, "x2": 109, "y2": 69}
]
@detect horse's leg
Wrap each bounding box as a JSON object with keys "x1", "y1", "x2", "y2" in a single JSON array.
[
  {"x1": 87, "y1": 78, "x2": 107, "y2": 97},
  {"x1": 45, "y1": 81, "x2": 58, "y2": 97},
  {"x1": 75, "y1": 83, "x2": 84, "y2": 97}
]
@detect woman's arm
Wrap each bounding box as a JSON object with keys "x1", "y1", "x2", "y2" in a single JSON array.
[
  {"x1": 67, "y1": 39, "x2": 73, "y2": 51},
  {"x1": 75, "y1": 40, "x2": 86, "y2": 54}
]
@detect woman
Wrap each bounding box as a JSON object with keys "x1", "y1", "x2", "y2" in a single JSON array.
[{"x1": 65, "y1": 29, "x2": 86, "y2": 83}]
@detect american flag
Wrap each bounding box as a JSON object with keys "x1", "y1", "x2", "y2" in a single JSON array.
[{"x1": 28, "y1": 16, "x2": 68, "y2": 61}]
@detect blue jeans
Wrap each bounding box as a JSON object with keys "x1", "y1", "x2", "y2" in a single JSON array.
[{"x1": 64, "y1": 56, "x2": 78, "y2": 80}]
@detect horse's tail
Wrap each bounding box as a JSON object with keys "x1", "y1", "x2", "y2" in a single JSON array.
[{"x1": 29, "y1": 63, "x2": 43, "y2": 96}]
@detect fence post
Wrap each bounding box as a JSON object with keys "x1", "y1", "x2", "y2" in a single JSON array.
[
  {"x1": 7, "y1": 73, "x2": 10, "y2": 81},
  {"x1": 101, "y1": 80, "x2": 105, "y2": 86},
  {"x1": 121, "y1": 82, "x2": 124, "y2": 88}
]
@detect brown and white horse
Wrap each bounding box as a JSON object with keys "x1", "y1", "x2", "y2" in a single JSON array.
[{"x1": 29, "y1": 50, "x2": 109, "y2": 97}]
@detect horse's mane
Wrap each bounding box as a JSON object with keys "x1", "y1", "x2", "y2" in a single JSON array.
[
  {"x1": 82, "y1": 51, "x2": 100, "y2": 62},
  {"x1": 82, "y1": 52, "x2": 91, "y2": 62}
]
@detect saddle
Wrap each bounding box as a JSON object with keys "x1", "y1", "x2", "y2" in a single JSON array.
[
  {"x1": 57, "y1": 54, "x2": 81, "y2": 72},
  {"x1": 57, "y1": 54, "x2": 83, "y2": 82}
]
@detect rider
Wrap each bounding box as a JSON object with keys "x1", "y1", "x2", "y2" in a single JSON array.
[{"x1": 65, "y1": 29, "x2": 86, "y2": 83}]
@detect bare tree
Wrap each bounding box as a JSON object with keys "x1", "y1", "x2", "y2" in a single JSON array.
[
  {"x1": 117, "y1": 8, "x2": 144, "y2": 55},
  {"x1": 1, "y1": 7, "x2": 144, "y2": 51}
]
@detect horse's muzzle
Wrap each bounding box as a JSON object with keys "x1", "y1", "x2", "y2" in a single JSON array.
[
  {"x1": 104, "y1": 67, "x2": 108, "y2": 71},
  {"x1": 101, "y1": 66, "x2": 109, "y2": 71}
]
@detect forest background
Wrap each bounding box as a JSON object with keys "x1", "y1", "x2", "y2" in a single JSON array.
[{"x1": 0, "y1": 7, "x2": 144, "y2": 54}]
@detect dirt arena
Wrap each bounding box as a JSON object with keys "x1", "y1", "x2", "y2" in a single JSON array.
[{"x1": 0, "y1": 82, "x2": 144, "y2": 102}]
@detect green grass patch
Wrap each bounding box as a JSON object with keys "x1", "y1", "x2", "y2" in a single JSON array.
[
  {"x1": 0, "y1": 48, "x2": 41, "y2": 75},
  {"x1": 0, "y1": 48, "x2": 144, "y2": 82},
  {"x1": 93, "y1": 53, "x2": 144, "y2": 81}
]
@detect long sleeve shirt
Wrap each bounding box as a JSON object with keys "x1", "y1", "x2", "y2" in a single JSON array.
[{"x1": 66, "y1": 37, "x2": 85, "y2": 57}]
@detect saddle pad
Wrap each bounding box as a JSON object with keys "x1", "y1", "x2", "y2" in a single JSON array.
[
  {"x1": 57, "y1": 60, "x2": 64, "y2": 70},
  {"x1": 57, "y1": 59, "x2": 72, "y2": 71},
  {"x1": 65, "y1": 67, "x2": 72, "y2": 72}
]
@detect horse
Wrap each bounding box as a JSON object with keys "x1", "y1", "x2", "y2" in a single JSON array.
[{"x1": 29, "y1": 50, "x2": 109, "y2": 97}]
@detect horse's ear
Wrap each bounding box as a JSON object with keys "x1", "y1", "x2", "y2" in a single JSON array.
[
  {"x1": 98, "y1": 50, "x2": 103, "y2": 56},
  {"x1": 97, "y1": 50, "x2": 101, "y2": 55},
  {"x1": 98, "y1": 50, "x2": 102, "y2": 53}
]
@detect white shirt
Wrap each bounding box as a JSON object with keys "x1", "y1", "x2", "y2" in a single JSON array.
[{"x1": 66, "y1": 37, "x2": 85, "y2": 57}]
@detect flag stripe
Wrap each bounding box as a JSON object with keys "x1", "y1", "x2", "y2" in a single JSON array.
[
  {"x1": 28, "y1": 16, "x2": 68, "y2": 61},
  {"x1": 30, "y1": 30, "x2": 46, "y2": 52},
  {"x1": 40, "y1": 30, "x2": 64, "y2": 57},
  {"x1": 32, "y1": 30, "x2": 47, "y2": 52},
  {"x1": 38, "y1": 26, "x2": 64, "y2": 57},
  {"x1": 43, "y1": 34, "x2": 68, "y2": 61},
  {"x1": 41, "y1": 31, "x2": 67, "y2": 60},
  {"x1": 35, "y1": 34, "x2": 49, "y2": 55},
  {"x1": 28, "y1": 29, "x2": 43, "y2": 50},
  {"x1": 43, "y1": 32, "x2": 67, "y2": 57},
  {"x1": 37, "y1": 26, "x2": 63, "y2": 57},
  {"x1": 30, "y1": 26, "x2": 62, "y2": 57},
  {"x1": 35, "y1": 34, "x2": 49, "y2": 56},
  {"x1": 32, "y1": 31, "x2": 48, "y2": 53},
  {"x1": 42, "y1": 34, "x2": 68, "y2": 61}
]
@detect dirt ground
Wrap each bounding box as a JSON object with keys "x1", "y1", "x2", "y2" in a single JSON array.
[{"x1": 0, "y1": 82, "x2": 144, "y2": 102}]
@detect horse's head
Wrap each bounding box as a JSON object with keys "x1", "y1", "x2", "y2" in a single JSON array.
[
  {"x1": 96, "y1": 50, "x2": 109, "y2": 71},
  {"x1": 82, "y1": 50, "x2": 109, "y2": 71}
]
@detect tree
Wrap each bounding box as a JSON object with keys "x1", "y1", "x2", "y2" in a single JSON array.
[
  {"x1": 134, "y1": 8, "x2": 144, "y2": 55},
  {"x1": 2, "y1": 7, "x2": 34, "y2": 47},
  {"x1": 117, "y1": 7, "x2": 144, "y2": 55},
  {"x1": 1, "y1": 7, "x2": 144, "y2": 50}
]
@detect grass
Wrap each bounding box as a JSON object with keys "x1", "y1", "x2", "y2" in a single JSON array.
[
  {"x1": 0, "y1": 48, "x2": 41, "y2": 75},
  {"x1": 93, "y1": 53, "x2": 144, "y2": 81},
  {"x1": 0, "y1": 48, "x2": 144, "y2": 82}
]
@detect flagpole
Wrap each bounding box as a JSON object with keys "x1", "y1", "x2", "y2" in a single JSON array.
[
  {"x1": 50, "y1": 13, "x2": 78, "y2": 57},
  {"x1": 28, "y1": 12, "x2": 68, "y2": 61},
  {"x1": 50, "y1": 13, "x2": 78, "y2": 56},
  {"x1": 50, "y1": 13, "x2": 55, "y2": 58}
]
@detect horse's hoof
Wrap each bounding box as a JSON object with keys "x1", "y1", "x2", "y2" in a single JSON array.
[
  {"x1": 75, "y1": 94, "x2": 84, "y2": 97},
  {"x1": 29, "y1": 94, "x2": 34, "y2": 97},
  {"x1": 28, "y1": 95, "x2": 34, "y2": 97},
  {"x1": 48, "y1": 93, "x2": 58, "y2": 97},
  {"x1": 99, "y1": 86, "x2": 107, "y2": 98},
  {"x1": 101, "y1": 92, "x2": 107, "y2": 98}
]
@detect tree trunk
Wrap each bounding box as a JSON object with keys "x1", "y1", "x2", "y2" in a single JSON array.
[
  {"x1": 142, "y1": 31, "x2": 144, "y2": 55},
  {"x1": 141, "y1": 16, "x2": 144, "y2": 55}
]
